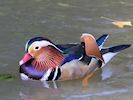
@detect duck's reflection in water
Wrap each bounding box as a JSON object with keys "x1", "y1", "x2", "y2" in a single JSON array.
[{"x1": 19, "y1": 81, "x2": 62, "y2": 100}]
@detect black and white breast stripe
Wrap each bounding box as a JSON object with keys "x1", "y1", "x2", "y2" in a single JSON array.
[{"x1": 40, "y1": 67, "x2": 61, "y2": 81}]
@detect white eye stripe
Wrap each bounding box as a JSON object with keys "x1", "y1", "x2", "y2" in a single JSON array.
[
  {"x1": 35, "y1": 41, "x2": 54, "y2": 47},
  {"x1": 28, "y1": 40, "x2": 51, "y2": 52},
  {"x1": 28, "y1": 40, "x2": 63, "y2": 53}
]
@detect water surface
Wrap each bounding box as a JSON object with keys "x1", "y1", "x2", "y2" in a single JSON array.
[{"x1": 0, "y1": 0, "x2": 133, "y2": 100}]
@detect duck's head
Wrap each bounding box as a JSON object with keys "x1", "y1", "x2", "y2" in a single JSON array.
[{"x1": 19, "y1": 37, "x2": 63, "y2": 68}]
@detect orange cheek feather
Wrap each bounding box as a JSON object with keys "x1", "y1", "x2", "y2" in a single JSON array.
[
  {"x1": 29, "y1": 47, "x2": 43, "y2": 58},
  {"x1": 30, "y1": 46, "x2": 64, "y2": 71}
]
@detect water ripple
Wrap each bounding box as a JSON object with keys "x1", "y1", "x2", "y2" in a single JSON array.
[{"x1": 63, "y1": 88, "x2": 133, "y2": 98}]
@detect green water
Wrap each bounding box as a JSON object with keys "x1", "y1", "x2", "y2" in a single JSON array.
[{"x1": 0, "y1": 0, "x2": 133, "y2": 100}]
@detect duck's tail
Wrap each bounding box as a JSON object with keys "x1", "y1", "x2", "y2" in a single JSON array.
[
  {"x1": 96, "y1": 34, "x2": 109, "y2": 50},
  {"x1": 101, "y1": 44, "x2": 131, "y2": 67}
]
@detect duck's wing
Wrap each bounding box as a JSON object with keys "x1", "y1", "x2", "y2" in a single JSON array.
[
  {"x1": 60, "y1": 43, "x2": 85, "y2": 65},
  {"x1": 56, "y1": 34, "x2": 109, "y2": 51},
  {"x1": 56, "y1": 34, "x2": 109, "y2": 65}
]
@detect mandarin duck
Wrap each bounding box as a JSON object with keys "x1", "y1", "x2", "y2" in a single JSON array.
[{"x1": 19, "y1": 33, "x2": 131, "y2": 81}]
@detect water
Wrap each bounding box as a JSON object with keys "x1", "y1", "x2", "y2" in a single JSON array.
[{"x1": 0, "y1": 0, "x2": 133, "y2": 100}]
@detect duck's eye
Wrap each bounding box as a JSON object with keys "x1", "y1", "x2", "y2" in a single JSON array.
[{"x1": 34, "y1": 46, "x2": 40, "y2": 50}]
